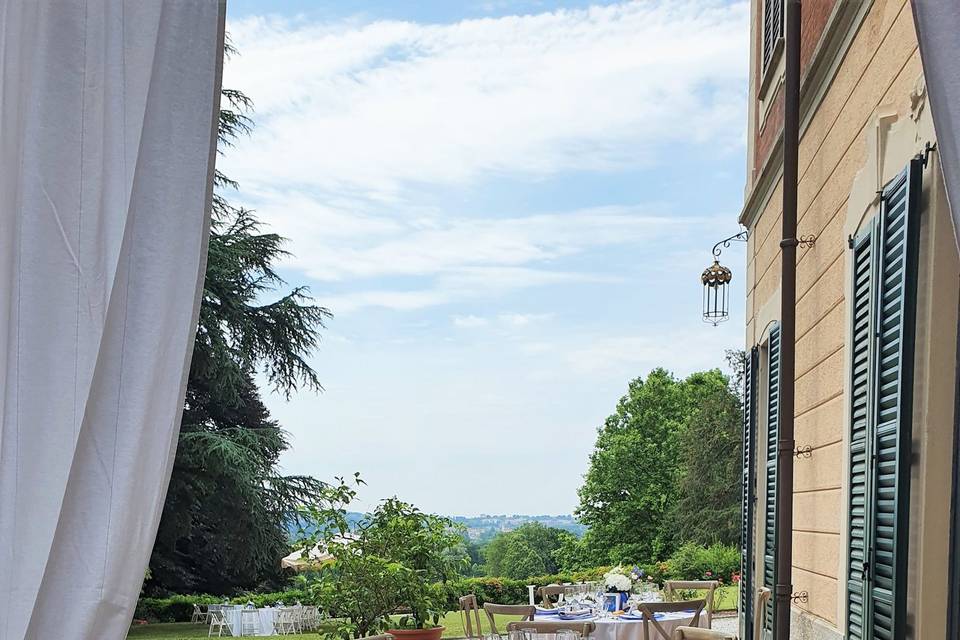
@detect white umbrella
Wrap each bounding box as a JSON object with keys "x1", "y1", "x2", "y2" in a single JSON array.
[
  {"x1": 281, "y1": 534, "x2": 357, "y2": 571},
  {"x1": 281, "y1": 544, "x2": 333, "y2": 571}
]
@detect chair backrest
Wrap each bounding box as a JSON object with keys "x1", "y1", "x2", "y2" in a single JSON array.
[
  {"x1": 538, "y1": 585, "x2": 568, "y2": 607},
  {"x1": 459, "y1": 594, "x2": 484, "y2": 639},
  {"x1": 754, "y1": 588, "x2": 771, "y2": 640},
  {"x1": 507, "y1": 620, "x2": 595, "y2": 638},
  {"x1": 483, "y1": 603, "x2": 535, "y2": 635},
  {"x1": 672, "y1": 627, "x2": 735, "y2": 640},
  {"x1": 637, "y1": 600, "x2": 705, "y2": 640},
  {"x1": 209, "y1": 609, "x2": 226, "y2": 625},
  {"x1": 663, "y1": 580, "x2": 719, "y2": 628}
]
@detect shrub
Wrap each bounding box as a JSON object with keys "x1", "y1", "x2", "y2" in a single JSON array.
[
  {"x1": 134, "y1": 590, "x2": 309, "y2": 622},
  {"x1": 666, "y1": 543, "x2": 739, "y2": 583}
]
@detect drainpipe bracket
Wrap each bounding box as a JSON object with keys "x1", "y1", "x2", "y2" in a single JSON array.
[
  {"x1": 777, "y1": 439, "x2": 796, "y2": 454},
  {"x1": 774, "y1": 584, "x2": 794, "y2": 601}
]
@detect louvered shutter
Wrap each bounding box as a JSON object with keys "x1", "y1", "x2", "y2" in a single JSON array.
[
  {"x1": 845, "y1": 157, "x2": 922, "y2": 640},
  {"x1": 762, "y1": 0, "x2": 784, "y2": 72},
  {"x1": 740, "y1": 347, "x2": 760, "y2": 640},
  {"x1": 846, "y1": 220, "x2": 877, "y2": 640},
  {"x1": 869, "y1": 158, "x2": 922, "y2": 639},
  {"x1": 762, "y1": 324, "x2": 781, "y2": 640}
]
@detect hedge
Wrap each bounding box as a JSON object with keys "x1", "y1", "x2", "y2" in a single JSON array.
[
  {"x1": 134, "y1": 590, "x2": 310, "y2": 623},
  {"x1": 136, "y1": 546, "x2": 740, "y2": 622}
]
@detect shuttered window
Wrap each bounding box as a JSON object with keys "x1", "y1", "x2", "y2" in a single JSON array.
[
  {"x1": 762, "y1": 323, "x2": 781, "y2": 640},
  {"x1": 845, "y1": 157, "x2": 923, "y2": 640},
  {"x1": 740, "y1": 346, "x2": 759, "y2": 640},
  {"x1": 762, "y1": 0, "x2": 784, "y2": 73}
]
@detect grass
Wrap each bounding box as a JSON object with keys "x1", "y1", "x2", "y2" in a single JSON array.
[
  {"x1": 127, "y1": 590, "x2": 740, "y2": 640},
  {"x1": 126, "y1": 612, "x2": 522, "y2": 640}
]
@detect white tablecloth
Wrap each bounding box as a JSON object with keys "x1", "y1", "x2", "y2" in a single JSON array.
[
  {"x1": 534, "y1": 612, "x2": 701, "y2": 640},
  {"x1": 222, "y1": 606, "x2": 277, "y2": 637}
]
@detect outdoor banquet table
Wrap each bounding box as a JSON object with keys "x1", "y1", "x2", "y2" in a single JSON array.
[
  {"x1": 221, "y1": 606, "x2": 277, "y2": 637},
  {"x1": 533, "y1": 610, "x2": 701, "y2": 640}
]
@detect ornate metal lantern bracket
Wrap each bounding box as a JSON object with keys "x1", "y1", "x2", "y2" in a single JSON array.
[
  {"x1": 702, "y1": 230, "x2": 749, "y2": 326},
  {"x1": 711, "y1": 230, "x2": 749, "y2": 258}
]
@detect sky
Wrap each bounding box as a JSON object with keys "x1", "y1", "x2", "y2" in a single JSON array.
[{"x1": 220, "y1": 0, "x2": 750, "y2": 517}]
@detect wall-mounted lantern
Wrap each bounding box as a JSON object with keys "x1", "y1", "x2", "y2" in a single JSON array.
[{"x1": 702, "y1": 230, "x2": 748, "y2": 326}]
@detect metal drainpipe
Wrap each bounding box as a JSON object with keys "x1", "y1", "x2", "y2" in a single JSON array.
[{"x1": 775, "y1": 1, "x2": 801, "y2": 639}]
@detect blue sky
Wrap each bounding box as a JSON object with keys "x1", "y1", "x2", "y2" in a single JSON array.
[{"x1": 221, "y1": 0, "x2": 750, "y2": 516}]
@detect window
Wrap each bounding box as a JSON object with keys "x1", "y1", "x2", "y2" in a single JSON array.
[
  {"x1": 845, "y1": 158, "x2": 923, "y2": 640},
  {"x1": 762, "y1": 0, "x2": 784, "y2": 74}
]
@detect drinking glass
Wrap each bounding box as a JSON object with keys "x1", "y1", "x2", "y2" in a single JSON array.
[{"x1": 556, "y1": 630, "x2": 578, "y2": 640}]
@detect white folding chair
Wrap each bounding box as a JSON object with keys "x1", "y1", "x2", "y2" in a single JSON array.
[
  {"x1": 192, "y1": 604, "x2": 208, "y2": 624},
  {"x1": 240, "y1": 609, "x2": 260, "y2": 636},
  {"x1": 275, "y1": 607, "x2": 298, "y2": 635},
  {"x1": 208, "y1": 609, "x2": 229, "y2": 638}
]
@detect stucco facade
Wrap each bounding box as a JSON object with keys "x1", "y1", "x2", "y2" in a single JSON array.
[{"x1": 739, "y1": 1, "x2": 958, "y2": 638}]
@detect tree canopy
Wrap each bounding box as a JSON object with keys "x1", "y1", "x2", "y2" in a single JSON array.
[
  {"x1": 571, "y1": 366, "x2": 741, "y2": 567},
  {"x1": 482, "y1": 522, "x2": 574, "y2": 579}
]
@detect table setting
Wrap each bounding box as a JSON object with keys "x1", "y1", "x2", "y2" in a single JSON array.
[{"x1": 528, "y1": 567, "x2": 702, "y2": 640}]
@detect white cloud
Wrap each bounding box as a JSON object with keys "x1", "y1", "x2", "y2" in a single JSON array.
[
  {"x1": 222, "y1": 1, "x2": 749, "y2": 197},
  {"x1": 453, "y1": 314, "x2": 489, "y2": 328}
]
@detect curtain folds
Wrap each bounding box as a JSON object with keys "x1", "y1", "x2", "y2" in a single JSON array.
[
  {"x1": 912, "y1": 0, "x2": 960, "y2": 245},
  {"x1": 0, "y1": 2, "x2": 224, "y2": 638}
]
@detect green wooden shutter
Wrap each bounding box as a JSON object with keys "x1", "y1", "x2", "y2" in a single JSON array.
[
  {"x1": 762, "y1": 323, "x2": 781, "y2": 640},
  {"x1": 740, "y1": 346, "x2": 760, "y2": 640},
  {"x1": 869, "y1": 157, "x2": 922, "y2": 639},
  {"x1": 846, "y1": 218, "x2": 878, "y2": 640},
  {"x1": 845, "y1": 157, "x2": 922, "y2": 640}
]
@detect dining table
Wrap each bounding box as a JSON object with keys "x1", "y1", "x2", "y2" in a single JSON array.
[
  {"x1": 533, "y1": 607, "x2": 702, "y2": 640},
  {"x1": 221, "y1": 605, "x2": 278, "y2": 637}
]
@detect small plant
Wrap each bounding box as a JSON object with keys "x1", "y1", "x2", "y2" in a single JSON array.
[{"x1": 299, "y1": 479, "x2": 465, "y2": 639}]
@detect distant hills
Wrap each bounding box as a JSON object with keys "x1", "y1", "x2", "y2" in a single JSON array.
[
  {"x1": 288, "y1": 513, "x2": 585, "y2": 542},
  {"x1": 451, "y1": 514, "x2": 586, "y2": 542}
]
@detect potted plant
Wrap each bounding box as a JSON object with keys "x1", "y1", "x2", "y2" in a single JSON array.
[{"x1": 302, "y1": 484, "x2": 465, "y2": 640}]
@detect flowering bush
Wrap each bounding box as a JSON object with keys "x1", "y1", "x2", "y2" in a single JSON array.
[{"x1": 603, "y1": 566, "x2": 633, "y2": 592}]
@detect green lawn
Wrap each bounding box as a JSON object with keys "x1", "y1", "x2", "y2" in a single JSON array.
[
  {"x1": 127, "y1": 591, "x2": 739, "y2": 640},
  {"x1": 127, "y1": 612, "x2": 522, "y2": 640}
]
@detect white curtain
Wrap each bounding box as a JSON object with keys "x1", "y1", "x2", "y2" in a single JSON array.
[
  {"x1": 913, "y1": 0, "x2": 960, "y2": 245},
  {"x1": 0, "y1": 2, "x2": 224, "y2": 639}
]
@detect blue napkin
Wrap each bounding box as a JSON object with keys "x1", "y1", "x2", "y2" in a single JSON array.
[{"x1": 535, "y1": 607, "x2": 560, "y2": 616}]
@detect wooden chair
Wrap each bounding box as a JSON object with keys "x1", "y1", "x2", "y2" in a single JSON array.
[
  {"x1": 538, "y1": 585, "x2": 568, "y2": 607},
  {"x1": 672, "y1": 627, "x2": 735, "y2": 640},
  {"x1": 483, "y1": 603, "x2": 535, "y2": 635},
  {"x1": 754, "y1": 588, "x2": 771, "y2": 640},
  {"x1": 459, "y1": 595, "x2": 485, "y2": 639},
  {"x1": 507, "y1": 620, "x2": 596, "y2": 638},
  {"x1": 663, "y1": 580, "x2": 719, "y2": 628},
  {"x1": 637, "y1": 600, "x2": 705, "y2": 640}
]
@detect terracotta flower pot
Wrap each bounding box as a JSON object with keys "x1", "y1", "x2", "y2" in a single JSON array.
[{"x1": 387, "y1": 626, "x2": 445, "y2": 640}]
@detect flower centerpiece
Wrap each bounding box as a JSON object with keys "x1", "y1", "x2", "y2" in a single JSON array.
[{"x1": 602, "y1": 566, "x2": 634, "y2": 611}]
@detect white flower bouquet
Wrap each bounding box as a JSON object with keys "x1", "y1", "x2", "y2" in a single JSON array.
[{"x1": 603, "y1": 566, "x2": 633, "y2": 592}]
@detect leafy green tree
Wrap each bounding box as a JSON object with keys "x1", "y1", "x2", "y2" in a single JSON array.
[
  {"x1": 668, "y1": 365, "x2": 743, "y2": 547},
  {"x1": 483, "y1": 523, "x2": 573, "y2": 579},
  {"x1": 575, "y1": 368, "x2": 738, "y2": 565},
  {"x1": 147, "y1": 44, "x2": 331, "y2": 594}
]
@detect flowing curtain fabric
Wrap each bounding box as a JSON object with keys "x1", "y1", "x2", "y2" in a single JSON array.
[
  {"x1": 912, "y1": 0, "x2": 960, "y2": 246},
  {"x1": 0, "y1": 2, "x2": 223, "y2": 639}
]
